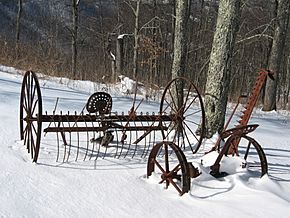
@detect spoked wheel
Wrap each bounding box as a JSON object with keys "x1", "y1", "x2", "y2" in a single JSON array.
[
  {"x1": 147, "y1": 141, "x2": 191, "y2": 195},
  {"x1": 211, "y1": 134, "x2": 268, "y2": 178},
  {"x1": 20, "y1": 71, "x2": 42, "y2": 162},
  {"x1": 160, "y1": 77, "x2": 205, "y2": 154}
]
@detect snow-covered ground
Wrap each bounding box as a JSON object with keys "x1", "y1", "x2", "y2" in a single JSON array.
[{"x1": 0, "y1": 66, "x2": 290, "y2": 218}]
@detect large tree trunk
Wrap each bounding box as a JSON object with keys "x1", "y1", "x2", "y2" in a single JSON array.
[
  {"x1": 171, "y1": 0, "x2": 189, "y2": 79},
  {"x1": 170, "y1": 0, "x2": 190, "y2": 136},
  {"x1": 263, "y1": 0, "x2": 290, "y2": 111},
  {"x1": 204, "y1": 0, "x2": 241, "y2": 137}
]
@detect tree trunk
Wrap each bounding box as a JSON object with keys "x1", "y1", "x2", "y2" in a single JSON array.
[
  {"x1": 169, "y1": 0, "x2": 190, "y2": 135},
  {"x1": 16, "y1": 0, "x2": 23, "y2": 58},
  {"x1": 72, "y1": 0, "x2": 79, "y2": 79},
  {"x1": 132, "y1": 0, "x2": 141, "y2": 79},
  {"x1": 171, "y1": 0, "x2": 190, "y2": 79},
  {"x1": 263, "y1": 0, "x2": 290, "y2": 111},
  {"x1": 116, "y1": 36, "x2": 124, "y2": 80},
  {"x1": 204, "y1": 0, "x2": 241, "y2": 137}
]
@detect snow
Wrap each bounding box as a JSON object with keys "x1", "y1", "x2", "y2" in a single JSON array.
[{"x1": 1, "y1": 66, "x2": 290, "y2": 217}]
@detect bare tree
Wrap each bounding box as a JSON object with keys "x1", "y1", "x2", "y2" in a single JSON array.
[
  {"x1": 16, "y1": 0, "x2": 23, "y2": 58},
  {"x1": 263, "y1": 0, "x2": 290, "y2": 111},
  {"x1": 204, "y1": 0, "x2": 241, "y2": 137},
  {"x1": 72, "y1": 0, "x2": 80, "y2": 79},
  {"x1": 125, "y1": 0, "x2": 141, "y2": 79},
  {"x1": 171, "y1": 0, "x2": 190, "y2": 80}
]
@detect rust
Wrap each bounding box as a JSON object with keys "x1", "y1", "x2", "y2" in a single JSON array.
[
  {"x1": 209, "y1": 69, "x2": 272, "y2": 177},
  {"x1": 238, "y1": 69, "x2": 273, "y2": 126},
  {"x1": 20, "y1": 72, "x2": 205, "y2": 164},
  {"x1": 19, "y1": 70, "x2": 270, "y2": 196}
]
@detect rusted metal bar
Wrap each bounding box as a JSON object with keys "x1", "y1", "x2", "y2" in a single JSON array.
[
  {"x1": 44, "y1": 125, "x2": 167, "y2": 133},
  {"x1": 40, "y1": 114, "x2": 173, "y2": 123}
]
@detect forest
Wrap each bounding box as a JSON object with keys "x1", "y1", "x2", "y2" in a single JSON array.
[{"x1": 0, "y1": 0, "x2": 289, "y2": 135}]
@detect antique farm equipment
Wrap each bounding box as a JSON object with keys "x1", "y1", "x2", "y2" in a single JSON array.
[
  {"x1": 19, "y1": 69, "x2": 271, "y2": 196},
  {"x1": 19, "y1": 71, "x2": 205, "y2": 164},
  {"x1": 209, "y1": 69, "x2": 273, "y2": 178}
]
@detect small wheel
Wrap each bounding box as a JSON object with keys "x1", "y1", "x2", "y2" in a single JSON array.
[
  {"x1": 238, "y1": 136, "x2": 268, "y2": 177},
  {"x1": 20, "y1": 71, "x2": 42, "y2": 162},
  {"x1": 159, "y1": 77, "x2": 205, "y2": 154},
  {"x1": 211, "y1": 135, "x2": 268, "y2": 177},
  {"x1": 147, "y1": 141, "x2": 191, "y2": 195}
]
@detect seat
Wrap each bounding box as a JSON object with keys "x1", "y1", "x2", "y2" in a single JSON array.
[{"x1": 86, "y1": 92, "x2": 112, "y2": 114}]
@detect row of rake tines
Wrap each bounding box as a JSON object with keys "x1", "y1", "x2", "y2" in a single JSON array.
[{"x1": 44, "y1": 111, "x2": 173, "y2": 163}]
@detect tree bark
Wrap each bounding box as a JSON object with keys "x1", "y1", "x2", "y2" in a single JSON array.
[
  {"x1": 116, "y1": 36, "x2": 124, "y2": 80},
  {"x1": 171, "y1": 0, "x2": 190, "y2": 108},
  {"x1": 132, "y1": 0, "x2": 141, "y2": 79},
  {"x1": 72, "y1": 0, "x2": 80, "y2": 79},
  {"x1": 171, "y1": 0, "x2": 190, "y2": 80},
  {"x1": 204, "y1": 0, "x2": 241, "y2": 137},
  {"x1": 263, "y1": 0, "x2": 290, "y2": 111},
  {"x1": 16, "y1": 0, "x2": 23, "y2": 58}
]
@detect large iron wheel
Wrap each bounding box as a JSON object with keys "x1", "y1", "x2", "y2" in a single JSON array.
[
  {"x1": 147, "y1": 141, "x2": 191, "y2": 195},
  {"x1": 211, "y1": 134, "x2": 268, "y2": 178},
  {"x1": 20, "y1": 71, "x2": 42, "y2": 162},
  {"x1": 159, "y1": 77, "x2": 205, "y2": 154}
]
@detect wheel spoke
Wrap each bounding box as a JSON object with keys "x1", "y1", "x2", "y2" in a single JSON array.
[
  {"x1": 167, "y1": 88, "x2": 178, "y2": 112},
  {"x1": 164, "y1": 121, "x2": 178, "y2": 140},
  {"x1": 181, "y1": 85, "x2": 192, "y2": 113},
  {"x1": 244, "y1": 141, "x2": 251, "y2": 160},
  {"x1": 162, "y1": 99, "x2": 171, "y2": 114},
  {"x1": 31, "y1": 81, "x2": 37, "y2": 106},
  {"x1": 168, "y1": 178, "x2": 183, "y2": 195},
  {"x1": 154, "y1": 159, "x2": 166, "y2": 173},
  {"x1": 183, "y1": 120, "x2": 199, "y2": 142},
  {"x1": 27, "y1": 125, "x2": 31, "y2": 151},
  {"x1": 26, "y1": 75, "x2": 31, "y2": 110},
  {"x1": 184, "y1": 109, "x2": 202, "y2": 118},
  {"x1": 31, "y1": 122, "x2": 38, "y2": 135},
  {"x1": 183, "y1": 95, "x2": 198, "y2": 114},
  {"x1": 24, "y1": 125, "x2": 28, "y2": 146},
  {"x1": 31, "y1": 99, "x2": 39, "y2": 115}
]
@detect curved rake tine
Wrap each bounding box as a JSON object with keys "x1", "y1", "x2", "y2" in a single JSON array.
[
  {"x1": 75, "y1": 113, "x2": 80, "y2": 161},
  {"x1": 117, "y1": 129, "x2": 123, "y2": 159},
  {"x1": 131, "y1": 120, "x2": 139, "y2": 158},
  {"x1": 123, "y1": 117, "x2": 132, "y2": 158},
  {"x1": 87, "y1": 118, "x2": 96, "y2": 160},
  {"x1": 83, "y1": 114, "x2": 92, "y2": 161},
  {"x1": 66, "y1": 114, "x2": 72, "y2": 162},
  {"x1": 51, "y1": 113, "x2": 59, "y2": 162},
  {"x1": 59, "y1": 113, "x2": 67, "y2": 162},
  {"x1": 101, "y1": 119, "x2": 109, "y2": 159},
  {"x1": 140, "y1": 119, "x2": 147, "y2": 158},
  {"x1": 94, "y1": 119, "x2": 102, "y2": 161},
  {"x1": 113, "y1": 128, "x2": 119, "y2": 159},
  {"x1": 102, "y1": 141, "x2": 109, "y2": 159},
  {"x1": 146, "y1": 119, "x2": 155, "y2": 158},
  {"x1": 144, "y1": 128, "x2": 153, "y2": 158}
]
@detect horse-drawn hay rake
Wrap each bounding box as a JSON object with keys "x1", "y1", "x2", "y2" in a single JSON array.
[{"x1": 19, "y1": 69, "x2": 272, "y2": 195}]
